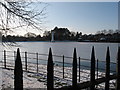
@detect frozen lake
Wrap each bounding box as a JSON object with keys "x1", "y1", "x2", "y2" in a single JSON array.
[{"x1": 2, "y1": 41, "x2": 120, "y2": 72}]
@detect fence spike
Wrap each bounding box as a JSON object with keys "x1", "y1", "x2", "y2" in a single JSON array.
[
  {"x1": 47, "y1": 48, "x2": 54, "y2": 90},
  {"x1": 116, "y1": 47, "x2": 120, "y2": 90},
  {"x1": 72, "y1": 48, "x2": 77, "y2": 89},
  {"x1": 105, "y1": 47, "x2": 110, "y2": 90},
  {"x1": 90, "y1": 46, "x2": 95, "y2": 90},
  {"x1": 14, "y1": 48, "x2": 23, "y2": 90},
  {"x1": 4, "y1": 50, "x2": 6, "y2": 68}
]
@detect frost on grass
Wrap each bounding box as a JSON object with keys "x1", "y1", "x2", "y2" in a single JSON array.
[
  {"x1": 1, "y1": 63, "x2": 116, "y2": 89},
  {"x1": 2, "y1": 68, "x2": 46, "y2": 89}
]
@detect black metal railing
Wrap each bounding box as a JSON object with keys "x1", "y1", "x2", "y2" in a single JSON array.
[{"x1": 1, "y1": 46, "x2": 119, "y2": 90}]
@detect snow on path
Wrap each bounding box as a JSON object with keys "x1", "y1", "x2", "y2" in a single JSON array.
[
  {"x1": 2, "y1": 68, "x2": 46, "y2": 89},
  {"x1": 1, "y1": 62, "x2": 116, "y2": 89}
]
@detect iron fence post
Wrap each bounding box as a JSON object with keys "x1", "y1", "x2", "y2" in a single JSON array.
[
  {"x1": 105, "y1": 47, "x2": 110, "y2": 90},
  {"x1": 47, "y1": 48, "x2": 54, "y2": 90},
  {"x1": 25, "y1": 52, "x2": 27, "y2": 71},
  {"x1": 4, "y1": 50, "x2": 6, "y2": 68},
  {"x1": 116, "y1": 47, "x2": 120, "y2": 90},
  {"x1": 14, "y1": 48, "x2": 23, "y2": 90},
  {"x1": 90, "y1": 46, "x2": 95, "y2": 90},
  {"x1": 72, "y1": 48, "x2": 77, "y2": 89}
]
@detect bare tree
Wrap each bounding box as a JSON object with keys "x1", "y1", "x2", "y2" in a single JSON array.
[
  {"x1": 24, "y1": 32, "x2": 37, "y2": 37},
  {"x1": 0, "y1": 0, "x2": 48, "y2": 36},
  {"x1": 101, "y1": 29, "x2": 107, "y2": 35},
  {"x1": 108, "y1": 29, "x2": 114, "y2": 34}
]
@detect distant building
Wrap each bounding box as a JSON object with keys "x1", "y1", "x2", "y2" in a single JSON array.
[
  {"x1": 100, "y1": 37, "x2": 106, "y2": 41},
  {"x1": 51, "y1": 27, "x2": 71, "y2": 41}
]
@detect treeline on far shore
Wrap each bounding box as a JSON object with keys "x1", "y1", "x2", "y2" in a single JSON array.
[{"x1": 2, "y1": 27, "x2": 120, "y2": 43}]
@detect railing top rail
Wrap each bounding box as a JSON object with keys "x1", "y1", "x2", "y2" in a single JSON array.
[{"x1": 2, "y1": 50, "x2": 117, "y2": 64}]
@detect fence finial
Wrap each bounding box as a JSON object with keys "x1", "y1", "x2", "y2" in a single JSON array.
[
  {"x1": 14, "y1": 48, "x2": 23, "y2": 90},
  {"x1": 105, "y1": 47, "x2": 110, "y2": 90},
  {"x1": 72, "y1": 48, "x2": 77, "y2": 89},
  {"x1": 47, "y1": 48, "x2": 54, "y2": 90},
  {"x1": 90, "y1": 46, "x2": 95, "y2": 90},
  {"x1": 91, "y1": 46, "x2": 95, "y2": 58}
]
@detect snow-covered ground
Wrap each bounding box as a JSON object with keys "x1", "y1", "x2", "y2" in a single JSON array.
[
  {"x1": 1, "y1": 61, "x2": 116, "y2": 89},
  {"x1": 2, "y1": 68, "x2": 46, "y2": 89}
]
